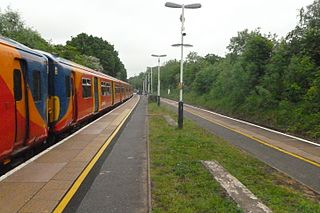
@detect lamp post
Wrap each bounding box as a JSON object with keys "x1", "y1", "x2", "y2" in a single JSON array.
[
  {"x1": 165, "y1": 1, "x2": 201, "y2": 129},
  {"x1": 151, "y1": 54, "x2": 167, "y2": 106},
  {"x1": 149, "y1": 68, "x2": 151, "y2": 94},
  {"x1": 171, "y1": 43, "x2": 193, "y2": 128},
  {"x1": 150, "y1": 66, "x2": 153, "y2": 94},
  {"x1": 142, "y1": 76, "x2": 145, "y2": 95},
  {"x1": 147, "y1": 66, "x2": 154, "y2": 94},
  {"x1": 147, "y1": 70, "x2": 150, "y2": 94},
  {"x1": 145, "y1": 71, "x2": 148, "y2": 94}
]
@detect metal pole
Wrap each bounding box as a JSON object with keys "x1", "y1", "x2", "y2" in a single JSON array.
[
  {"x1": 148, "y1": 70, "x2": 151, "y2": 94},
  {"x1": 151, "y1": 67, "x2": 153, "y2": 94},
  {"x1": 157, "y1": 58, "x2": 160, "y2": 106},
  {"x1": 178, "y1": 5, "x2": 185, "y2": 129},
  {"x1": 146, "y1": 72, "x2": 148, "y2": 94},
  {"x1": 147, "y1": 72, "x2": 149, "y2": 94},
  {"x1": 142, "y1": 78, "x2": 145, "y2": 95},
  {"x1": 146, "y1": 76, "x2": 148, "y2": 95},
  {"x1": 146, "y1": 77, "x2": 148, "y2": 95}
]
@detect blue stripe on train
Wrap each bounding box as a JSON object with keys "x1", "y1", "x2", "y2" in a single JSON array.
[{"x1": 19, "y1": 49, "x2": 48, "y2": 123}]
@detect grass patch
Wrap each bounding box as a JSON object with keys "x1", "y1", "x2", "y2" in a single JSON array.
[{"x1": 149, "y1": 103, "x2": 320, "y2": 213}]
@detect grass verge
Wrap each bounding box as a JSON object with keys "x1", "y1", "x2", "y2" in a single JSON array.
[{"x1": 149, "y1": 103, "x2": 320, "y2": 213}]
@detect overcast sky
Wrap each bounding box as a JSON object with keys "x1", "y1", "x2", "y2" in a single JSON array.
[{"x1": 0, "y1": 0, "x2": 315, "y2": 77}]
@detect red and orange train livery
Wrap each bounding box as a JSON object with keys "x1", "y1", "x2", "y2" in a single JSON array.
[{"x1": 0, "y1": 37, "x2": 132, "y2": 164}]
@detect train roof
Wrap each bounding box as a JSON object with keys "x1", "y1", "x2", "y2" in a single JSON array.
[
  {"x1": 36, "y1": 49, "x2": 126, "y2": 83},
  {"x1": 1, "y1": 36, "x2": 130, "y2": 86},
  {"x1": 58, "y1": 57, "x2": 131, "y2": 85},
  {"x1": 0, "y1": 36, "x2": 46, "y2": 58},
  {"x1": 55, "y1": 56, "x2": 130, "y2": 85}
]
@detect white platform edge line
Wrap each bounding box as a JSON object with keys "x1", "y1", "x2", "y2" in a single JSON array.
[
  {"x1": 0, "y1": 95, "x2": 138, "y2": 182},
  {"x1": 162, "y1": 98, "x2": 320, "y2": 147},
  {"x1": 202, "y1": 160, "x2": 272, "y2": 213}
]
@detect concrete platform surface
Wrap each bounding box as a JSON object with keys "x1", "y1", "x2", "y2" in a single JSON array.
[
  {"x1": 64, "y1": 97, "x2": 148, "y2": 212},
  {"x1": 0, "y1": 95, "x2": 139, "y2": 213},
  {"x1": 65, "y1": 96, "x2": 148, "y2": 213}
]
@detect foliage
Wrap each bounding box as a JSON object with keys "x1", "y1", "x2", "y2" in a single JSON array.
[
  {"x1": 0, "y1": 7, "x2": 53, "y2": 51},
  {"x1": 128, "y1": 72, "x2": 146, "y2": 92},
  {"x1": 135, "y1": 0, "x2": 320, "y2": 139},
  {"x1": 66, "y1": 33, "x2": 127, "y2": 80},
  {"x1": 0, "y1": 7, "x2": 127, "y2": 80}
]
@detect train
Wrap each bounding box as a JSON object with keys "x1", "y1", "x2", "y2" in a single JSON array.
[{"x1": 0, "y1": 36, "x2": 133, "y2": 165}]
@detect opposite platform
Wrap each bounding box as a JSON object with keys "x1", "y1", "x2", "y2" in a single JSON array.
[{"x1": 0, "y1": 95, "x2": 140, "y2": 213}]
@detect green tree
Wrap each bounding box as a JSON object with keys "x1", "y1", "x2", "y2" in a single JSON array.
[
  {"x1": 66, "y1": 33, "x2": 127, "y2": 80},
  {"x1": 0, "y1": 7, "x2": 53, "y2": 51},
  {"x1": 128, "y1": 72, "x2": 145, "y2": 91},
  {"x1": 287, "y1": 0, "x2": 320, "y2": 65}
]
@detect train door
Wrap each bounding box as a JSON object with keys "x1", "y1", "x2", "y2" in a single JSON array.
[
  {"x1": 111, "y1": 81, "x2": 115, "y2": 105},
  {"x1": 121, "y1": 86, "x2": 123, "y2": 101},
  {"x1": 94, "y1": 77, "x2": 99, "y2": 113},
  {"x1": 70, "y1": 73, "x2": 77, "y2": 122},
  {"x1": 121, "y1": 85, "x2": 124, "y2": 102},
  {"x1": 13, "y1": 59, "x2": 28, "y2": 147}
]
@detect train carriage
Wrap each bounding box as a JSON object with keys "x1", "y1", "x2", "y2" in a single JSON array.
[
  {"x1": 0, "y1": 37, "x2": 49, "y2": 161},
  {"x1": 38, "y1": 52, "x2": 77, "y2": 134},
  {"x1": 45, "y1": 56, "x2": 119, "y2": 133},
  {"x1": 0, "y1": 36, "x2": 133, "y2": 164},
  {"x1": 113, "y1": 81, "x2": 121, "y2": 104},
  {"x1": 100, "y1": 78, "x2": 113, "y2": 110}
]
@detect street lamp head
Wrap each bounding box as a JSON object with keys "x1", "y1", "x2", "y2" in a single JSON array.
[
  {"x1": 151, "y1": 54, "x2": 167, "y2": 58},
  {"x1": 171, "y1": 43, "x2": 193, "y2": 47},
  {"x1": 185, "y1": 3, "x2": 201, "y2": 9},
  {"x1": 165, "y1": 2, "x2": 201, "y2": 9},
  {"x1": 165, "y1": 2, "x2": 182, "y2": 8}
]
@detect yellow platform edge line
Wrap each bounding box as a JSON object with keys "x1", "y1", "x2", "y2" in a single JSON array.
[
  {"x1": 54, "y1": 97, "x2": 140, "y2": 213},
  {"x1": 185, "y1": 107, "x2": 320, "y2": 169}
]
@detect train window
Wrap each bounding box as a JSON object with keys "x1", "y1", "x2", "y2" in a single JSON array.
[
  {"x1": 106, "y1": 82, "x2": 111, "y2": 96},
  {"x1": 13, "y1": 69, "x2": 22, "y2": 101},
  {"x1": 82, "y1": 77, "x2": 92, "y2": 98},
  {"x1": 33, "y1": 70, "x2": 41, "y2": 101},
  {"x1": 101, "y1": 81, "x2": 107, "y2": 96},
  {"x1": 65, "y1": 76, "x2": 70, "y2": 98}
]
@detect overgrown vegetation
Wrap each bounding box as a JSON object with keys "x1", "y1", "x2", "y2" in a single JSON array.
[
  {"x1": 149, "y1": 103, "x2": 320, "y2": 212},
  {"x1": 0, "y1": 7, "x2": 127, "y2": 80},
  {"x1": 131, "y1": 0, "x2": 320, "y2": 140}
]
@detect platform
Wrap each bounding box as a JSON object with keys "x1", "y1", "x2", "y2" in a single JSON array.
[
  {"x1": 66, "y1": 95, "x2": 148, "y2": 212},
  {"x1": 0, "y1": 95, "x2": 141, "y2": 213}
]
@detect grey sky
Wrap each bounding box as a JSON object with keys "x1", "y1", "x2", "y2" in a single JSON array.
[{"x1": 0, "y1": 0, "x2": 314, "y2": 77}]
